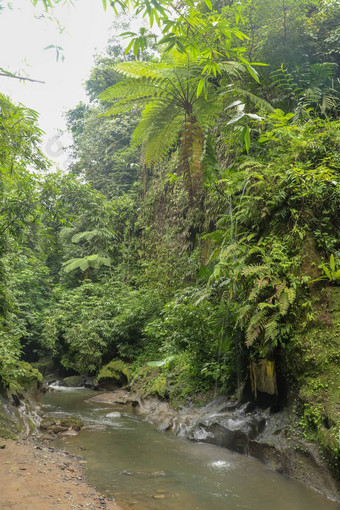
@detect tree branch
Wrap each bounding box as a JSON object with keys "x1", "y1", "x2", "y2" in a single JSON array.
[{"x1": 0, "y1": 72, "x2": 45, "y2": 84}]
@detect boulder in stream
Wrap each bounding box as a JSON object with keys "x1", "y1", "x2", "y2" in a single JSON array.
[
  {"x1": 40, "y1": 415, "x2": 83, "y2": 435},
  {"x1": 61, "y1": 376, "x2": 86, "y2": 387}
]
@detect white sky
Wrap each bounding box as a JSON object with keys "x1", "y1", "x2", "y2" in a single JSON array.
[{"x1": 0, "y1": 0, "x2": 117, "y2": 167}]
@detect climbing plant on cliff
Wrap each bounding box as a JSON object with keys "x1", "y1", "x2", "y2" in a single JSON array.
[{"x1": 209, "y1": 114, "x2": 340, "y2": 358}]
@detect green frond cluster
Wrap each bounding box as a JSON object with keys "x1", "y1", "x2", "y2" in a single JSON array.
[
  {"x1": 245, "y1": 309, "x2": 268, "y2": 347},
  {"x1": 101, "y1": 50, "x2": 223, "y2": 170},
  {"x1": 133, "y1": 102, "x2": 183, "y2": 165}
]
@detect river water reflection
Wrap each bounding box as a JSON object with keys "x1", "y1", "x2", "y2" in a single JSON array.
[{"x1": 40, "y1": 388, "x2": 340, "y2": 510}]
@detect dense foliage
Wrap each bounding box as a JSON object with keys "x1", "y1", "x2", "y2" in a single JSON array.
[{"x1": 1, "y1": 0, "x2": 339, "y2": 476}]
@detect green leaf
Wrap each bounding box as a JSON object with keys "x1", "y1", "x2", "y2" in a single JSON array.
[
  {"x1": 330, "y1": 254, "x2": 335, "y2": 272},
  {"x1": 102, "y1": 0, "x2": 107, "y2": 10},
  {"x1": 204, "y1": 0, "x2": 212, "y2": 9},
  {"x1": 196, "y1": 78, "x2": 205, "y2": 98},
  {"x1": 146, "y1": 356, "x2": 175, "y2": 367},
  {"x1": 125, "y1": 39, "x2": 134, "y2": 55},
  {"x1": 226, "y1": 100, "x2": 243, "y2": 109},
  {"x1": 133, "y1": 40, "x2": 140, "y2": 58},
  {"x1": 241, "y1": 125, "x2": 251, "y2": 153},
  {"x1": 320, "y1": 263, "x2": 331, "y2": 280},
  {"x1": 246, "y1": 65, "x2": 260, "y2": 84},
  {"x1": 79, "y1": 259, "x2": 90, "y2": 271},
  {"x1": 226, "y1": 111, "x2": 245, "y2": 125}
]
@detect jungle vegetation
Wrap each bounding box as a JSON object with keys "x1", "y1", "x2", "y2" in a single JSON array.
[{"x1": 0, "y1": 0, "x2": 339, "y2": 475}]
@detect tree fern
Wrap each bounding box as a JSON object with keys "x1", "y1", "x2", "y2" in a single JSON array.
[{"x1": 100, "y1": 50, "x2": 229, "y2": 193}]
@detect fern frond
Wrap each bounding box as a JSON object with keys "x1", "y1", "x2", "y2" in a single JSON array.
[
  {"x1": 194, "y1": 96, "x2": 222, "y2": 131},
  {"x1": 246, "y1": 309, "x2": 268, "y2": 347},
  {"x1": 264, "y1": 319, "x2": 279, "y2": 342},
  {"x1": 286, "y1": 286, "x2": 296, "y2": 305},
  {"x1": 248, "y1": 278, "x2": 269, "y2": 301},
  {"x1": 278, "y1": 290, "x2": 290, "y2": 316},
  {"x1": 233, "y1": 87, "x2": 276, "y2": 113},
  {"x1": 218, "y1": 61, "x2": 246, "y2": 79},
  {"x1": 309, "y1": 62, "x2": 338, "y2": 82},
  {"x1": 218, "y1": 243, "x2": 242, "y2": 262},
  {"x1": 71, "y1": 230, "x2": 99, "y2": 243},
  {"x1": 132, "y1": 102, "x2": 183, "y2": 165},
  {"x1": 275, "y1": 281, "x2": 287, "y2": 299},
  {"x1": 101, "y1": 77, "x2": 168, "y2": 102},
  {"x1": 242, "y1": 264, "x2": 268, "y2": 277},
  {"x1": 277, "y1": 286, "x2": 295, "y2": 316},
  {"x1": 114, "y1": 61, "x2": 171, "y2": 79},
  {"x1": 238, "y1": 158, "x2": 265, "y2": 171}
]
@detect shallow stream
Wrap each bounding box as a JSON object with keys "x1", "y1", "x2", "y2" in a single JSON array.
[{"x1": 40, "y1": 387, "x2": 340, "y2": 510}]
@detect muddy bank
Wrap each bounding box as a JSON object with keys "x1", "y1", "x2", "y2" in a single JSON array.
[
  {"x1": 0, "y1": 439, "x2": 121, "y2": 510},
  {"x1": 89, "y1": 390, "x2": 340, "y2": 503}
]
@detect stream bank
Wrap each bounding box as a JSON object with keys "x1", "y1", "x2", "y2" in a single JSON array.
[
  {"x1": 38, "y1": 386, "x2": 340, "y2": 510},
  {"x1": 1, "y1": 381, "x2": 339, "y2": 508},
  {"x1": 0, "y1": 438, "x2": 121, "y2": 510},
  {"x1": 80, "y1": 388, "x2": 340, "y2": 503}
]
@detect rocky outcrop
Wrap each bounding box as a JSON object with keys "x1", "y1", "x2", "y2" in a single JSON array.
[
  {"x1": 119, "y1": 391, "x2": 340, "y2": 503},
  {"x1": 61, "y1": 375, "x2": 86, "y2": 387},
  {"x1": 96, "y1": 360, "x2": 131, "y2": 390},
  {"x1": 40, "y1": 415, "x2": 83, "y2": 437}
]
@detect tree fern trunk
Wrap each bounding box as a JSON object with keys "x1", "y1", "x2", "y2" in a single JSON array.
[{"x1": 179, "y1": 113, "x2": 204, "y2": 204}]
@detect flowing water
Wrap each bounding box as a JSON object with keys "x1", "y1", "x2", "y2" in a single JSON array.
[{"x1": 40, "y1": 387, "x2": 340, "y2": 510}]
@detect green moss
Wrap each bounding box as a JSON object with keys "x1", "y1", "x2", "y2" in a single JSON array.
[
  {"x1": 286, "y1": 285, "x2": 340, "y2": 478},
  {"x1": 147, "y1": 375, "x2": 168, "y2": 398},
  {"x1": 62, "y1": 375, "x2": 85, "y2": 387},
  {"x1": 60, "y1": 417, "x2": 83, "y2": 431},
  {"x1": 0, "y1": 400, "x2": 20, "y2": 439},
  {"x1": 130, "y1": 353, "x2": 209, "y2": 407},
  {"x1": 8, "y1": 361, "x2": 43, "y2": 392},
  {"x1": 40, "y1": 417, "x2": 56, "y2": 430},
  {"x1": 27, "y1": 418, "x2": 35, "y2": 432},
  {"x1": 97, "y1": 360, "x2": 131, "y2": 389},
  {"x1": 130, "y1": 366, "x2": 160, "y2": 395},
  {"x1": 0, "y1": 428, "x2": 17, "y2": 440}
]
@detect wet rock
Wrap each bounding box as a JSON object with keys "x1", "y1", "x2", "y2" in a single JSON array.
[
  {"x1": 60, "y1": 417, "x2": 83, "y2": 431},
  {"x1": 62, "y1": 429, "x2": 79, "y2": 437},
  {"x1": 61, "y1": 376, "x2": 86, "y2": 388},
  {"x1": 187, "y1": 409, "x2": 266, "y2": 454},
  {"x1": 85, "y1": 424, "x2": 107, "y2": 431},
  {"x1": 40, "y1": 415, "x2": 83, "y2": 436},
  {"x1": 87, "y1": 390, "x2": 129, "y2": 405},
  {"x1": 106, "y1": 412, "x2": 121, "y2": 419},
  {"x1": 84, "y1": 378, "x2": 94, "y2": 388},
  {"x1": 51, "y1": 425, "x2": 68, "y2": 433},
  {"x1": 40, "y1": 417, "x2": 57, "y2": 430}
]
